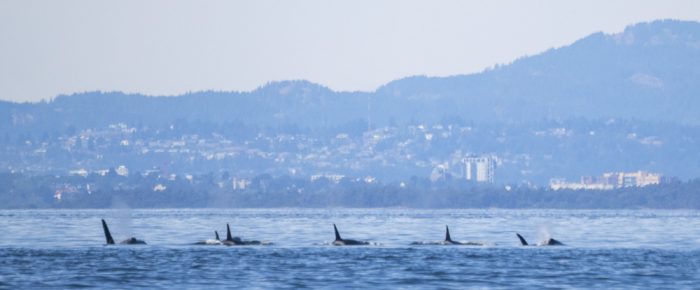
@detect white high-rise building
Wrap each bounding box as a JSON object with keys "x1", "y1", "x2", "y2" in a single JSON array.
[{"x1": 463, "y1": 155, "x2": 495, "y2": 183}]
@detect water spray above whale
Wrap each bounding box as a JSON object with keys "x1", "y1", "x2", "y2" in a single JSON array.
[
  {"x1": 516, "y1": 233, "x2": 564, "y2": 246},
  {"x1": 194, "y1": 231, "x2": 223, "y2": 245}
]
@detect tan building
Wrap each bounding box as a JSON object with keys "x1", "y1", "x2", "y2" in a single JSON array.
[
  {"x1": 551, "y1": 171, "x2": 662, "y2": 190},
  {"x1": 604, "y1": 171, "x2": 661, "y2": 187}
]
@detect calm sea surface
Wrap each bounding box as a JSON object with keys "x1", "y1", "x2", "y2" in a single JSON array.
[{"x1": 1, "y1": 209, "x2": 700, "y2": 289}]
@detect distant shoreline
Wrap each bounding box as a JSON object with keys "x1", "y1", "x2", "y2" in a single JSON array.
[{"x1": 2, "y1": 172, "x2": 699, "y2": 210}]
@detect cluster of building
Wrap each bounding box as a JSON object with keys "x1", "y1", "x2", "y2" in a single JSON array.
[
  {"x1": 550, "y1": 171, "x2": 664, "y2": 190},
  {"x1": 5, "y1": 120, "x2": 683, "y2": 191},
  {"x1": 8, "y1": 121, "x2": 512, "y2": 184}
]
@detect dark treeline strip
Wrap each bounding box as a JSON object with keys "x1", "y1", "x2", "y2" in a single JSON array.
[{"x1": 1, "y1": 172, "x2": 699, "y2": 209}]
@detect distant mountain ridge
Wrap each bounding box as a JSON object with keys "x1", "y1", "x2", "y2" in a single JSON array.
[
  {"x1": 2, "y1": 19, "x2": 700, "y2": 132},
  {"x1": 376, "y1": 19, "x2": 700, "y2": 124}
]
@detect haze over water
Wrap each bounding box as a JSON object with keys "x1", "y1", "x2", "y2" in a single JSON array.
[{"x1": 2, "y1": 208, "x2": 700, "y2": 288}]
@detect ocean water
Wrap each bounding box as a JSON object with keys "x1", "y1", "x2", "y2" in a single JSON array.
[{"x1": 1, "y1": 209, "x2": 700, "y2": 289}]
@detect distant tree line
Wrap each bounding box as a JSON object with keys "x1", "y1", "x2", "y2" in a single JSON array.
[{"x1": 1, "y1": 172, "x2": 699, "y2": 209}]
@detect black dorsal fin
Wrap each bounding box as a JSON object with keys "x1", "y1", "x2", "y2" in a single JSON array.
[
  {"x1": 101, "y1": 219, "x2": 115, "y2": 245},
  {"x1": 215, "y1": 231, "x2": 220, "y2": 241},
  {"x1": 445, "y1": 225, "x2": 453, "y2": 242},
  {"x1": 226, "y1": 224, "x2": 233, "y2": 241},
  {"x1": 333, "y1": 224, "x2": 342, "y2": 241},
  {"x1": 516, "y1": 233, "x2": 528, "y2": 246}
]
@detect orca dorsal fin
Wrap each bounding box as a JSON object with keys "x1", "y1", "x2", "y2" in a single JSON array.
[
  {"x1": 226, "y1": 224, "x2": 233, "y2": 241},
  {"x1": 101, "y1": 219, "x2": 115, "y2": 245},
  {"x1": 516, "y1": 233, "x2": 528, "y2": 246},
  {"x1": 333, "y1": 224, "x2": 342, "y2": 241},
  {"x1": 215, "y1": 231, "x2": 220, "y2": 241},
  {"x1": 445, "y1": 225, "x2": 453, "y2": 242}
]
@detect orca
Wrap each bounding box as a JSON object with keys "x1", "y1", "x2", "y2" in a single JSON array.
[
  {"x1": 332, "y1": 224, "x2": 369, "y2": 246},
  {"x1": 221, "y1": 223, "x2": 263, "y2": 246},
  {"x1": 101, "y1": 219, "x2": 146, "y2": 245},
  {"x1": 441, "y1": 225, "x2": 485, "y2": 246},
  {"x1": 410, "y1": 225, "x2": 486, "y2": 246},
  {"x1": 194, "y1": 231, "x2": 222, "y2": 245},
  {"x1": 516, "y1": 233, "x2": 564, "y2": 246}
]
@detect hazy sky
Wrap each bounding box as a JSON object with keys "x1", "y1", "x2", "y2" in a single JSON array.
[{"x1": 1, "y1": 0, "x2": 700, "y2": 102}]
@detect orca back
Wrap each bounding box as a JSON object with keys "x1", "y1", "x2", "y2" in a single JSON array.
[
  {"x1": 101, "y1": 219, "x2": 115, "y2": 245},
  {"x1": 545, "y1": 238, "x2": 564, "y2": 246},
  {"x1": 121, "y1": 237, "x2": 147, "y2": 245}
]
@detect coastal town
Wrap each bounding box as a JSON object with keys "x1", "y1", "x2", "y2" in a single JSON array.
[{"x1": 1, "y1": 119, "x2": 679, "y2": 203}]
